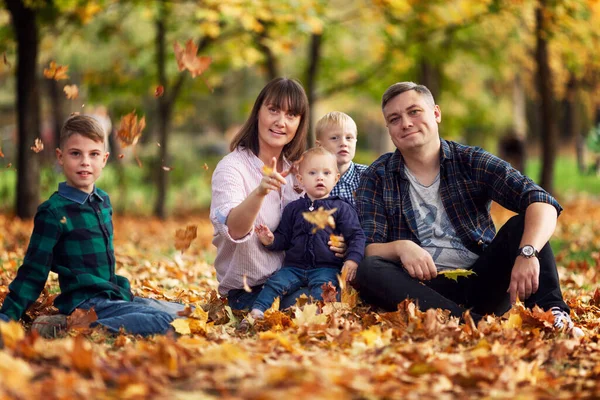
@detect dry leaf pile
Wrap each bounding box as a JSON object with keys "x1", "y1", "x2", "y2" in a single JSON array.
[{"x1": 1, "y1": 200, "x2": 600, "y2": 398}]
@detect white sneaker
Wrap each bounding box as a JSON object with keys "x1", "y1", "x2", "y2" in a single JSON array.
[{"x1": 551, "y1": 307, "x2": 584, "y2": 338}]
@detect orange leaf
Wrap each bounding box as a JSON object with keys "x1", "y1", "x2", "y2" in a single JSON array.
[
  {"x1": 173, "y1": 39, "x2": 212, "y2": 78},
  {"x1": 30, "y1": 138, "x2": 44, "y2": 153},
  {"x1": 2, "y1": 52, "x2": 10, "y2": 68},
  {"x1": 116, "y1": 110, "x2": 146, "y2": 148},
  {"x1": 155, "y1": 85, "x2": 164, "y2": 97},
  {"x1": 118, "y1": 154, "x2": 124, "y2": 159},
  {"x1": 262, "y1": 165, "x2": 273, "y2": 176},
  {"x1": 0, "y1": 146, "x2": 4, "y2": 158},
  {"x1": 321, "y1": 281, "x2": 338, "y2": 303},
  {"x1": 67, "y1": 308, "x2": 98, "y2": 331},
  {"x1": 71, "y1": 335, "x2": 95, "y2": 374},
  {"x1": 63, "y1": 84, "x2": 79, "y2": 99},
  {"x1": 175, "y1": 225, "x2": 198, "y2": 252},
  {"x1": 43, "y1": 61, "x2": 69, "y2": 80},
  {"x1": 203, "y1": 163, "x2": 209, "y2": 170},
  {"x1": 302, "y1": 207, "x2": 337, "y2": 232}
]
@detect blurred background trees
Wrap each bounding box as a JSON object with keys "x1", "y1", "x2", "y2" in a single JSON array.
[{"x1": 1, "y1": 0, "x2": 599, "y2": 218}]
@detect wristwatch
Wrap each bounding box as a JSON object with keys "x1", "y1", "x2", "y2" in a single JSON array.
[{"x1": 517, "y1": 245, "x2": 539, "y2": 259}]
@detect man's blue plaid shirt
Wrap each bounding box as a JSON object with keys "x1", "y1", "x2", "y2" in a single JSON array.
[
  {"x1": 356, "y1": 139, "x2": 562, "y2": 255},
  {"x1": 330, "y1": 162, "x2": 368, "y2": 207}
]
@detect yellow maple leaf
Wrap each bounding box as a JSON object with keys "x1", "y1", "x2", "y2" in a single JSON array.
[
  {"x1": 43, "y1": 61, "x2": 69, "y2": 80},
  {"x1": 170, "y1": 318, "x2": 191, "y2": 335},
  {"x1": 504, "y1": 313, "x2": 523, "y2": 329},
  {"x1": 261, "y1": 164, "x2": 273, "y2": 176},
  {"x1": 292, "y1": 303, "x2": 327, "y2": 326},
  {"x1": 438, "y1": 268, "x2": 477, "y2": 282},
  {"x1": 302, "y1": 207, "x2": 337, "y2": 233}
]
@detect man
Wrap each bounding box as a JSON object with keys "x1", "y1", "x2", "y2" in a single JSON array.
[{"x1": 355, "y1": 82, "x2": 582, "y2": 337}]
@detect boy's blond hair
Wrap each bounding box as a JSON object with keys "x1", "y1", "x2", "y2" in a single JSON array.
[
  {"x1": 299, "y1": 147, "x2": 338, "y2": 172},
  {"x1": 315, "y1": 111, "x2": 357, "y2": 140},
  {"x1": 60, "y1": 115, "x2": 106, "y2": 149}
]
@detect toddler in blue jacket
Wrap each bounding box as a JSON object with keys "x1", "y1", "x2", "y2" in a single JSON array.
[{"x1": 251, "y1": 147, "x2": 366, "y2": 320}]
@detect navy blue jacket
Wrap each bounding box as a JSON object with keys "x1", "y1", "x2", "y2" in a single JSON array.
[{"x1": 266, "y1": 195, "x2": 365, "y2": 269}]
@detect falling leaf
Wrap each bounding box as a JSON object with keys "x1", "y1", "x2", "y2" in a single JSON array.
[
  {"x1": 171, "y1": 318, "x2": 191, "y2": 335},
  {"x1": 43, "y1": 61, "x2": 69, "y2": 80},
  {"x1": 162, "y1": 166, "x2": 174, "y2": 171},
  {"x1": 60, "y1": 216, "x2": 67, "y2": 224},
  {"x1": 203, "y1": 163, "x2": 209, "y2": 170},
  {"x1": 175, "y1": 225, "x2": 198, "y2": 252},
  {"x1": 173, "y1": 39, "x2": 212, "y2": 78},
  {"x1": 70, "y1": 111, "x2": 80, "y2": 116},
  {"x1": 157, "y1": 142, "x2": 161, "y2": 147},
  {"x1": 438, "y1": 268, "x2": 477, "y2": 282},
  {"x1": 3, "y1": 52, "x2": 10, "y2": 68},
  {"x1": 6, "y1": 163, "x2": 12, "y2": 168},
  {"x1": 30, "y1": 138, "x2": 44, "y2": 153},
  {"x1": 118, "y1": 154, "x2": 124, "y2": 159},
  {"x1": 302, "y1": 207, "x2": 337, "y2": 233},
  {"x1": 0, "y1": 146, "x2": 4, "y2": 158},
  {"x1": 63, "y1": 84, "x2": 79, "y2": 99},
  {"x1": 155, "y1": 85, "x2": 164, "y2": 97},
  {"x1": 116, "y1": 110, "x2": 146, "y2": 148},
  {"x1": 242, "y1": 275, "x2": 252, "y2": 293}
]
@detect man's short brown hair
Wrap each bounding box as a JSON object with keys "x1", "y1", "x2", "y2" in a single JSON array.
[
  {"x1": 60, "y1": 115, "x2": 106, "y2": 149},
  {"x1": 381, "y1": 82, "x2": 435, "y2": 110}
]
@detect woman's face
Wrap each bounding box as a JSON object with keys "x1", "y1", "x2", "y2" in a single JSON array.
[{"x1": 257, "y1": 100, "x2": 301, "y2": 155}]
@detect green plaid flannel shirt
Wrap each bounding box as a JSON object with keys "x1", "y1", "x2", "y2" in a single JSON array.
[{"x1": 0, "y1": 182, "x2": 133, "y2": 320}]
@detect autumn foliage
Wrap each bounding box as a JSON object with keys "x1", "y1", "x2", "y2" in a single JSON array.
[{"x1": 1, "y1": 201, "x2": 600, "y2": 398}]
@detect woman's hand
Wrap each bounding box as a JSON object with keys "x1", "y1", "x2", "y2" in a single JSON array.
[{"x1": 257, "y1": 157, "x2": 287, "y2": 197}]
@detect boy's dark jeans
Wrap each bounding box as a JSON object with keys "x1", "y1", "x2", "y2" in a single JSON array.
[{"x1": 355, "y1": 215, "x2": 569, "y2": 322}]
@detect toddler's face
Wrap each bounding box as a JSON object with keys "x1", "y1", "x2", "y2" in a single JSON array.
[
  {"x1": 318, "y1": 125, "x2": 358, "y2": 168},
  {"x1": 297, "y1": 153, "x2": 340, "y2": 201}
]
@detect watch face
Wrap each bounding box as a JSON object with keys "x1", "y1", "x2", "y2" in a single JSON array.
[{"x1": 522, "y1": 246, "x2": 534, "y2": 256}]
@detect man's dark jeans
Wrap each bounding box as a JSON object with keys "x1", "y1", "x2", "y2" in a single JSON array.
[{"x1": 355, "y1": 215, "x2": 568, "y2": 321}]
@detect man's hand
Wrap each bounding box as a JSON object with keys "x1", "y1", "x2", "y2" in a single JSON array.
[
  {"x1": 342, "y1": 260, "x2": 358, "y2": 282},
  {"x1": 507, "y1": 256, "x2": 540, "y2": 304},
  {"x1": 328, "y1": 235, "x2": 347, "y2": 258},
  {"x1": 255, "y1": 224, "x2": 275, "y2": 246},
  {"x1": 397, "y1": 241, "x2": 437, "y2": 281}
]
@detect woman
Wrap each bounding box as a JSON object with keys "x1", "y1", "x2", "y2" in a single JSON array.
[{"x1": 210, "y1": 77, "x2": 342, "y2": 310}]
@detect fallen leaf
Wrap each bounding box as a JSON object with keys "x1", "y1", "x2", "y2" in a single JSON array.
[
  {"x1": 171, "y1": 318, "x2": 191, "y2": 335},
  {"x1": 67, "y1": 308, "x2": 98, "y2": 330},
  {"x1": 438, "y1": 268, "x2": 477, "y2": 282},
  {"x1": 173, "y1": 39, "x2": 212, "y2": 78},
  {"x1": 175, "y1": 225, "x2": 198, "y2": 252},
  {"x1": 30, "y1": 138, "x2": 44, "y2": 153},
  {"x1": 60, "y1": 216, "x2": 67, "y2": 224},
  {"x1": 321, "y1": 281, "x2": 338, "y2": 303},
  {"x1": 63, "y1": 84, "x2": 79, "y2": 99},
  {"x1": 116, "y1": 110, "x2": 146, "y2": 148},
  {"x1": 155, "y1": 85, "x2": 164, "y2": 97},
  {"x1": 302, "y1": 207, "x2": 337, "y2": 232},
  {"x1": 242, "y1": 275, "x2": 252, "y2": 293},
  {"x1": 71, "y1": 335, "x2": 95, "y2": 374},
  {"x1": 292, "y1": 303, "x2": 327, "y2": 326},
  {"x1": 43, "y1": 61, "x2": 69, "y2": 80},
  {"x1": 0, "y1": 320, "x2": 25, "y2": 349}
]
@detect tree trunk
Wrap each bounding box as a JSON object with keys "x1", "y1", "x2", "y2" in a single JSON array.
[
  {"x1": 153, "y1": 2, "x2": 171, "y2": 219},
  {"x1": 535, "y1": 0, "x2": 557, "y2": 193},
  {"x1": 7, "y1": 0, "x2": 41, "y2": 218},
  {"x1": 508, "y1": 74, "x2": 527, "y2": 173},
  {"x1": 305, "y1": 33, "x2": 322, "y2": 148},
  {"x1": 564, "y1": 74, "x2": 585, "y2": 173},
  {"x1": 46, "y1": 77, "x2": 65, "y2": 152},
  {"x1": 418, "y1": 59, "x2": 441, "y2": 101}
]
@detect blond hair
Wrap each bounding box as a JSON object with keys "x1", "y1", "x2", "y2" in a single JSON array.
[
  {"x1": 60, "y1": 115, "x2": 106, "y2": 149},
  {"x1": 299, "y1": 146, "x2": 338, "y2": 172},
  {"x1": 315, "y1": 111, "x2": 357, "y2": 140}
]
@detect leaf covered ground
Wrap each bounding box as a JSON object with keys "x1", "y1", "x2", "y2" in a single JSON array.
[{"x1": 1, "y1": 200, "x2": 600, "y2": 399}]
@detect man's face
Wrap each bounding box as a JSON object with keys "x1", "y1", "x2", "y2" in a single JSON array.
[{"x1": 382, "y1": 90, "x2": 441, "y2": 153}]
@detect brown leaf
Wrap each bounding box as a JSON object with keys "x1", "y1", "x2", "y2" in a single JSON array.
[
  {"x1": 67, "y1": 308, "x2": 98, "y2": 331},
  {"x1": 43, "y1": 61, "x2": 69, "y2": 80},
  {"x1": 175, "y1": 225, "x2": 198, "y2": 252},
  {"x1": 30, "y1": 138, "x2": 44, "y2": 153},
  {"x1": 155, "y1": 85, "x2": 164, "y2": 97},
  {"x1": 118, "y1": 154, "x2": 125, "y2": 159},
  {"x1": 321, "y1": 281, "x2": 338, "y2": 303},
  {"x1": 173, "y1": 39, "x2": 212, "y2": 78},
  {"x1": 71, "y1": 335, "x2": 95, "y2": 374},
  {"x1": 63, "y1": 84, "x2": 79, "y2": 99},
  {"x1": 203, "y1": 163, "x2": 209, "y2": 170},
  {"x1": 0, "y1": 146, "x2": 4, "y2": 158},
  {"x1": 116, "y1": 110, "x2": 146, "y2": 148},
  {"x1": 3, "y1": 52, "x2": 10, "y2": 68}
]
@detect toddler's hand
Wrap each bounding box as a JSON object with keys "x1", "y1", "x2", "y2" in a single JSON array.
[
  {"x1": 255, "y1": 224, "x2": 274, "y2": 246},
  {"x1": 342, "y1": 260, "x2": 358, "y2": 282}
]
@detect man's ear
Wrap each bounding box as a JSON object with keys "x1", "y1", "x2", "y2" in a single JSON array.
[{"x1": 56, "y1": 148, "x2": 64, "y2": 166}]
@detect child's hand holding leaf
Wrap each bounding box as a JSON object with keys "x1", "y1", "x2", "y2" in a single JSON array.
[{"x1": 255, "y1": 224, "x2": 275, "y2": 246}]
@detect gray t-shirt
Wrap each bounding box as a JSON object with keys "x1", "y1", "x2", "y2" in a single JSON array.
[{"x1": 405, "y1": 168, "x2": 479, "y2": 271}]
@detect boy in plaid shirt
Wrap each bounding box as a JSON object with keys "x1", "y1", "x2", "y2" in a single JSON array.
[
  {"x1": 0, "y1": 115, "x2": 185, "y2": 338},
  {"x1": 315, "y1": 111, "x2": 368, "y2": 208}
]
